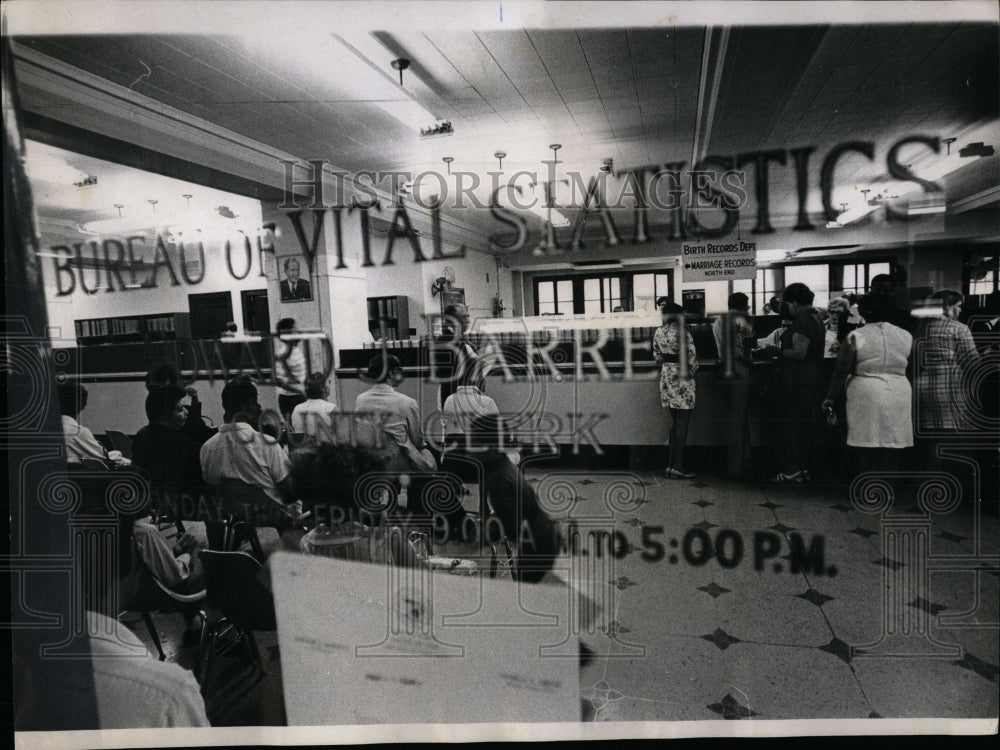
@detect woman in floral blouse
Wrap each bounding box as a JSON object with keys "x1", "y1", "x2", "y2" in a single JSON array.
[{"x1": 653, "y1": 298, "x2": 699, "y2": 479}]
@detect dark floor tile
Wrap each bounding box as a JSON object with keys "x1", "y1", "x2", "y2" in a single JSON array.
[
  {"x1": 697, "y1": 583, "x2": 732, "y2": 599},
  {"x1": 796, "y1": 588, "x2": 835, "y2": 607},
  {"x1": 953, "y1": 653, "x2": 1000, "y2": 683},
  {"x1": 819, "y1": 637, "x2": 853, "y2": 664},
  {"x1": 701, "y1": 628, "x2": 741, "y2": 650},
  {"x1": 848, "y1": 526, "x2": 878, "y2": 539},
  {"x1": 706, "y1": 692, "x2": 758, "y2": 719},
  {"x1": 909, "y1": 597, "x2": 948, "y2": 616},
  {"x1": 935, "y1": 530, "x2": 968, "y2": 544}
]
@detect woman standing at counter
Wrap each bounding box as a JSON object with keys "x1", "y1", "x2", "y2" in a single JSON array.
[
  {"x1": 653, "y1": 298, "x2": 699, "y2": 479},
  {"x1": 822, "y1": 294, "x2": 913, "y2": 476},
  {"x1": 773, "y1": 283, "x2": 826, "y2": 483}
]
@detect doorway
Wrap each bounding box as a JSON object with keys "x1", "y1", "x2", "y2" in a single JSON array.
[
  {"x1": 241, "y1": 289, "x2": 271, "y2": 335},
  {"x1": 188, "y1": 292, "x2": 234, "y2": 339}
]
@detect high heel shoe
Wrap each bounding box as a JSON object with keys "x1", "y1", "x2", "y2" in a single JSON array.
[{"x1": 664, "y1": 467, "x2": 697, "y2": 479}]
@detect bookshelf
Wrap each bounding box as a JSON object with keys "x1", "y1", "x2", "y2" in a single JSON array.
[
  {"x1": 366, "y1": 295, "x2": 411, "y2": 341},
  {"x1": 74, "y1": 313, "x2": 192, "y2": 345}
]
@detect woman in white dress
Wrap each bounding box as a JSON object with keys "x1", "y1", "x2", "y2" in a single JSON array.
[{"x1": 822, "y1": 293, "x2": 913, "y2": 475}]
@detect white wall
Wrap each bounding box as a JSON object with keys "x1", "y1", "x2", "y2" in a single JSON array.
[
  {"x1": 41, "y1": 213, "x2": 265, "y2": 348},
  {"x1": 364, "y1": 235, "x2": 516, "y2": 336}
]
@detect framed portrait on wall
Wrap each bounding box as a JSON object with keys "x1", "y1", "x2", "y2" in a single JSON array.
[{"x1": 279, "y1": 255, "x2": 313, "y2": 302}]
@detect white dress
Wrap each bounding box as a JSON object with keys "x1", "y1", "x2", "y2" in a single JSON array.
[{"x1": 845, "y1": 322, "x2": 914, "y2": 448}]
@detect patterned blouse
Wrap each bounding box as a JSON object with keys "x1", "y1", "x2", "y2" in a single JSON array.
[{"x1": 653, "y1": 322, "x2": 699, "y2": 410}]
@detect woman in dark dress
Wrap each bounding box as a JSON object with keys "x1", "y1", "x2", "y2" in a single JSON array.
[{"x1": 773, "y1": 283, "x2": 826, "y2": 483}]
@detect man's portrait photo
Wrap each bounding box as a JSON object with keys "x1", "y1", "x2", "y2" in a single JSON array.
[{"x1": 279, "y1": 256, "x2": 312, "y2": 302}]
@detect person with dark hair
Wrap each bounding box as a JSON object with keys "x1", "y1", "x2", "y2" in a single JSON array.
[
  {"x1": 773, "y1": 282, "x2": 826, "y2": 482},
  {"x1": 652, "y1": 297, "x2": 698, "y2": 479},
  {"x1": 914, "y1": 290, "x2": 980, "y2": 440},
  {"x1": 465, "y1": 414, "x2": 557, "y2": 583},
  {"x1": 200, "y1": 376, "x2": 298, "y2": 508},
  {"x1": 290, "y1": 373, "x2": 339, "y2": 443},
  {"x1": 767, "y1": 296, "x2": 783, "y2": 315},
  {"x1": 132, "y1": 384, "x2": 205, "y2": 499},
  {"x1": 57, "y1": 381, "x2": 112, "y2": 464},
  {"x1": 823, "y1": 294, "x2": 914, "y2": 478},
  {"x1": 432, "y1": 303, "x2": 480, "y2": 411},
  {"x1": 712, "y1": 293, "x2": 754, "y2": 478},
  {"x1": 141, "y1": 362, "x2": 214, "y2": 445},
  {"x1": 355, "y1": 353, "x2": 435, "y2": 472},
  {"x1": 274, "y1": 317, "x2": 308, "y2": 423}
]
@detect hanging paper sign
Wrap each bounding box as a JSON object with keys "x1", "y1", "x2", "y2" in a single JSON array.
[{"x1": 681, "y1": 240, "x2": 757, "y2": 282}]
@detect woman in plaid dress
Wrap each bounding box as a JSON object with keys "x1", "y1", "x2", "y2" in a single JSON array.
[
  {"x1": 914, "y1": 291, "x2": 979, "y2": 431},
  {"x1": 653, "y1": 298, "x2": 699, "y2": 479}
]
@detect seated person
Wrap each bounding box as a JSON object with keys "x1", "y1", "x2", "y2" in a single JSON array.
[
  {"x1": 132, "y1": 384, "x2": 206, "y2": 499},
  {"x1": 200, "y1": 376, "x2": 299, "y2": 516},
  {"x1": 290, "y1": 441, "x2": 406, "y2": 556},
  {"x1": 57, "y1": 381, "x2": 127, "y2": 466},
  {"x1": 117, "y1": 502, "x2": 205, "y2": 646},
  {"x1": 465, "y1": 414, "x2": 557, "y2": 583},
  {"x1": 291, "y1": 372, "x2": 340, "y2": 444},
  {"x1": 354, "y1": 354, "x2": 436, "y2": 472},
  {"x1": 140, "y1": 362, "x2": 216, "y2": 445},
  {"x1": 14, "y1": 609, "x2": 209, "y2": 728},
  {"x1": 442, "y1": 376, "x2": 499, "y2": 447}
]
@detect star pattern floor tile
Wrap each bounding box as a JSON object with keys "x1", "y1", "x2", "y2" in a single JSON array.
[
  {"x1": 796, "y1": 588, "x2": 835, "y2": 607},
  {"x1": 131, "y1": 467, "x2": 999, "y2": 725}
]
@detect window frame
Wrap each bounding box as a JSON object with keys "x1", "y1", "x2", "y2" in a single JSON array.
[{"x1": 532, "y1": 269, "x2": 674, "y2": 316}]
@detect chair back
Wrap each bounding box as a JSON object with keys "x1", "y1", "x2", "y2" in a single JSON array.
[
  {"x1": 200, "y1": 550, "x2": 277, "y2": 631},
  {"x1": 105, "y1": 430, "x2": 133, "y2": 459}
]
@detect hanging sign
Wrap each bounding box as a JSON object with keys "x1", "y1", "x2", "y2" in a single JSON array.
[{"x1": 681, "y1": 240, "x2": 757, "y2": 282}]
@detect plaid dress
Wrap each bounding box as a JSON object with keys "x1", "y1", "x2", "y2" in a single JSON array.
[
  {"x1": 653, "y1": 322, "x2": 699, "y2": 409},
  {"x1": 914, "y1": 317, "x2": 979, "y2": 430}
]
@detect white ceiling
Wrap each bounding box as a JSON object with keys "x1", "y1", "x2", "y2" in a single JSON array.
[{"x1": 10, "y1": 12, "x2": 1000, "y2": 244}]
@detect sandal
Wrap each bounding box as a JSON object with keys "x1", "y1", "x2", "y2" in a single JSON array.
[{"x1": 771, "y1": 471, "x2": 805, "y2": 483}]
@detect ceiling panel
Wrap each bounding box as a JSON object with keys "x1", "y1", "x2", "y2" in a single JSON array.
[{"x1": 13, "y1": 19, "x2": 998, "y2": 242}]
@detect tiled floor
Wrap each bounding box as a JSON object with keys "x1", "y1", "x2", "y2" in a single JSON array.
[{"x1": 127, "y1": 468, "x2": 999, "y2": 725}]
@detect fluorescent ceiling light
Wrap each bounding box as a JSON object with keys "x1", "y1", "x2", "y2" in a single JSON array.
[
  {"x1": 371, "y1": 100, "x2": 444, "y2": 133},
  {"x1": 907, "y1": 205, "x2": 947, "y2": 215},
  {"x1": 332, "y1": 34, "x2": 443, "y2": 133}
]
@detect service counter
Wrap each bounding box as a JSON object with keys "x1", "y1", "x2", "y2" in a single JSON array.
[{"x1": 334, "y1": 326, "x2": 812, "y2": 450}]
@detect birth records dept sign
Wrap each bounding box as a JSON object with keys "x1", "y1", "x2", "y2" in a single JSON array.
[{"x1": 682, "y1": 241, "x2": 758, "y2": 282}]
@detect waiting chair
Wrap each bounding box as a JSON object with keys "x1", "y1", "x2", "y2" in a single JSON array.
[
  {"x1": 198, "y1": 550, "x2": 277, "y2": 696},
  {"x1": 117, "y1": 523, "x2": 206, "y2": 661}
]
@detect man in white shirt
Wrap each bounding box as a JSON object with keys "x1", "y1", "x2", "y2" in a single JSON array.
[
  {"x1": 19, "y1": 610, "x2": 211, "y2": 729},
  {"x1": 57, "y1": 381, "x2": 109, "y2": 464},
  {"x1": 443, "y1": 382, "x2": 500, "y2": 438},
  {"x1": 291, "y1": 372, "x2": 339, "y2": 443},
  {"x1": 355, "y1": 354, "x2": 434, "y2": 471},
  {"x1": 274, "y1": 317, "x2": 307, "y2": 423},
  {"x1": 200, "y1": 377, "x2": 296, "y2": 508}
]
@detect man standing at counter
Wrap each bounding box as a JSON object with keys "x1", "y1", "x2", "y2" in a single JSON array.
[{"x1": 433, "y1": 303, "x2": 480, "y2": 411}]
